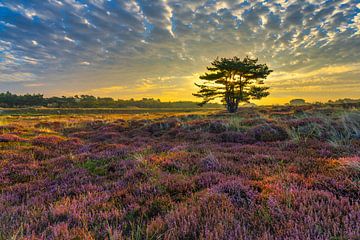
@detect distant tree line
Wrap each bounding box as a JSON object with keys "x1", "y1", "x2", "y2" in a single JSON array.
[
  {"x1": 328, "y1": 98, "x2": 360, "y2": 104},
  {"x1": 286, "y1": 98, "x2": 360, "y2": 108},
  {"x1": 0, "y1": 92, "x2": 222, "y2": 108},
  {"x1": 285, "y1": 98, "x2": 360, "y2": 109},
  {"x1": 326, "y1": 98, "x2": 360, "y2": 109}
]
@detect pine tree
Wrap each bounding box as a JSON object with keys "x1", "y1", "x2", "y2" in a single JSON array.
[{"x1": 193, "y1": 56, "x2": 272, "y2": 113}]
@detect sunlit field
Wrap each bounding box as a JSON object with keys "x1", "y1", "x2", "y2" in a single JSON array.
[
  {"x1": 0, "y1": 105, "x2": 359, "y2": 239},
  {"x1": 0, "y1": 107, "x2": 222, "y2": 116}
]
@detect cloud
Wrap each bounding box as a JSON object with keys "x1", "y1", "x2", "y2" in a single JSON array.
[
  {"x1": 83, "y1": 85, "x2": 128, "y2": 95},
  {"x1": 0, "y1": 0, "x2": 359, "y2": 103},
  {"x1": 0, "y1": 72, "x2": 36, "y2": 83},
  {"x1": 24, "y1": 82, "x2": 45, "y2": 87}
]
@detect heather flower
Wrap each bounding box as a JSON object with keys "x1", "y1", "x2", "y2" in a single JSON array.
[
  {"x1": 143, "y1": 195, "x2": 174, "y2": 219},
  {"x1": 159, "y1": 174, "x2": 195, "y2": 201},
  {"x1": 0, "y1": 133, "x2": 26, "y2": 142},
  {"x1": 94, "y1": 131, "x2": 123, "y2": 142},
  {"x1": 207, "y1": 120, "x2": 228, "y2": 133},
  {"x1": 31, "y1": 135, "x2": 65, "y2": 147},
  {"x1": 151, "y1": 143, "x2": 173, "y2": 153},
  {"x1": 160, "y1": 192, "x2": 238, "y2": 240},
  {"x1": 339, "y1": 156, "x2": 360, "y2": 172},
  {"x1": 311, "y1": 175, "x2": 360, "y2": 200},
  {"x1": 47, "y1": 223, "x2": 94, "y2": 240},
  {"x1": 1, "y1": 109, "x2": 359, "y2": 239},
  {"x1": 218, "y1": 131, "x2": 252, "y2": 143},
  {"x1": 0, "y1": 124, "x2": 18, "y2": 132},
  {"x1": 150, "y1": 151, "x2": 199, "y2": 174},
  {"x1": 199, "y1": 152, "x2": 221, "y2": 172},
  {"x1": 34, "y1": 121, "x2": 65, "y2": 131},
  {"x1": 193, "y1": 172, "x2": 225, "y2": 190},
  {"x1": 212, "y1": 179, "x2": 258, "y2": 207},
  {"x1": 123, "y1": 167, "x2": 153, "y2": 185}
]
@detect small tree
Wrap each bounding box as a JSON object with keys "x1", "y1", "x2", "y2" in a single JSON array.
[
  {"x1": 289, "y1": 99, "x2": 306, "y2": 106},
  {"x1": 193, "y1": 56, "x2": 272, "y2": 113}
]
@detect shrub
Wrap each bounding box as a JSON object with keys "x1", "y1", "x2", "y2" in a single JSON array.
[
  {"x1": 341, "y1": 112, "x2": 360, "y2": 139},
  {"x1": 46, "y1": 223, "x2": 94, "y2": 240},
  {"x1": 312, "y1": 175, "x2": 359, "y2": 200},
  {"x1": 123, "y1": 167, "x2": 153, "y2": 185},
  {"x1": 211, "y1": 179, "x2": 258, "y2": 207},
  {"x1": 0, "y1": 125, "x2": 18, "y2": 133},
  {"x1": 92, "y1": 131, "x2": 122, "y2": 142},
  {"x1": 328, "y1": 112, "x2": 360, "y2": 146},
  {"x1": 287, "y1": 119, "x2": 328, "y2": 142},
  {"x1": 31, "y1": 146, "x2": 57, "y2": 160},
  {"x1": 0, "y1": 134, "x2": 26, "y2": 143},
  {"x1": 193, "y1": 172, "x2": 225, "y2": 190},
  {"x1": 295, "y1": 157, "x2": 329, "y2": 177},
  {"x1": 143, "y1": 195, "x2": 174, "y2": 219},
  {"x1": 265, "y1": 189, "x2": 360, "y2": 239},
  {"x1": 34, "y1": 121, "x2": 65, "y2": 131},
  {"x1": 147, "y1": 119, "x2": 181, "y2": 135},
  {"x1": 207, "y1": 121, "x2": 228, "y2": 133},
  {"x1": 159, "y1": 192, "x2": 238, "y2": 240},
  {"x1": 339, "y1": 156, "x2": 360, "y2": 172},
  {"x1": 239, "y1": 118, "x2": 270, "y2": 127},
  {"x1": 226, "y1": 116, "x2": 244, "y2": 131},
  {"x1": 159, "y1": 174, "x2": 195, "y2": 201},
  {"x1": 31, "y1": 135, "x2": 65, "y2": 147},
  {"x1": 199, "y1": 152, "x2": 221, "y2": 172},
  {"x1": 218, "y1": 131, "x2": 252, "y2": 143},
  {"x1": 247, "y1": 124, "x2": 288, "y2": 142}
]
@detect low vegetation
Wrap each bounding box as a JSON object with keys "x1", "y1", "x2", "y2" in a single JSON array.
[{"x1": 0, "y1": 105, "x2": 359, "y2": 239}]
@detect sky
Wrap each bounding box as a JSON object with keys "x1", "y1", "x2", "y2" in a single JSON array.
[{"x1": 0, "y1": 0, "x2": 360, "y2": 104}]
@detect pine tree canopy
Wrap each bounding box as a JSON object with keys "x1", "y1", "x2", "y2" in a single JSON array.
[{"x1": 193, "y1": 56, "x2": 273, "y2": 113}]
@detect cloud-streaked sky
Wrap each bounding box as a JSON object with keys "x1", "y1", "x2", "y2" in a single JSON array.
[{"x1": 1, "y1": 0, "x2": 360, "y2": 104}]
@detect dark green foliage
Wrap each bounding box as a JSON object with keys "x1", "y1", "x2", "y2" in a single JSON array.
[
  {"x1": 0, "y1": 92, "x2": 222, "y2": 109},
  {"x1": 193, "y1": 56, "x2": 272, "y2": 113},
  {"x1": 0, "y1": 91, "x2": 44, "y2": 107}
]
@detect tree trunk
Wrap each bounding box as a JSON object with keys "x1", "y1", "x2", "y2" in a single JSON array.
[{"x1": 226, "y1": 99, "x2": 238, "y2": 113}]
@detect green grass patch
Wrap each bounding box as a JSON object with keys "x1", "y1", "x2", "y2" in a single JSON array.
[
  {"x1": 226, "y1": 115, "x2": 245, "y2": 131},
  {"x1": 79, "y1": 159, "x2": 109, "y2": 176}
]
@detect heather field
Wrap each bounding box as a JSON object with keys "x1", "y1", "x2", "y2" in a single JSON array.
[{"x1": 0, "y1": 106, "x2": 359, "y2": 240}]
